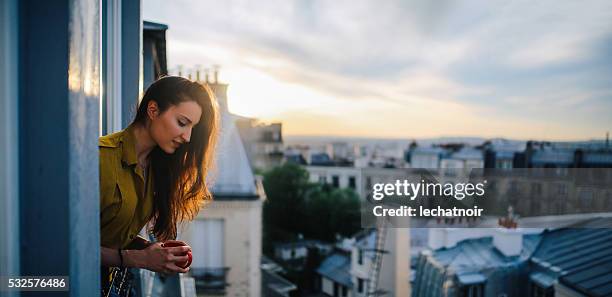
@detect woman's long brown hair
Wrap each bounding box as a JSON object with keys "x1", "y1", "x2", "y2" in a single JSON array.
[{"x1": 133, "y1": 76, "x2": 219, "y2": 241}]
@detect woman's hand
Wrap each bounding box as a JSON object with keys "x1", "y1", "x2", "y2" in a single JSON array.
[{"x1": 133, "y1": 242, "x2": 192, "y2": 274}]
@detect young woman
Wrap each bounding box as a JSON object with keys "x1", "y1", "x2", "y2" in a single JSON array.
[{"x1": 99, "y1": 76, "x2": 219, "y2": 292}]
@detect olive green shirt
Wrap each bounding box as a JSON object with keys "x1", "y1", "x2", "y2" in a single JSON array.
[{"x1": 99, "y1": 124, "x2": 154, "y2": 249}]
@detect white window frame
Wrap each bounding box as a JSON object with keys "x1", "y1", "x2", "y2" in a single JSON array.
[
  {"x1": 101, "y1": 0, "x2": 123, "y2": 135},
  {"x1": 193, "y1": 219, "x2": 225, "y2": 268}
]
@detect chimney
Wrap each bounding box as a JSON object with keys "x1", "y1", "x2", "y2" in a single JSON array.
[
  {"x1": 204, "y1": 66, "x2": 229, "y2": 113},
  {"x1": 195, "y1": 65, "x2": 201, "y2": 82},
  {"x1": 204, "y1": 68, "x2": 210, "y2": 83},
  {"x1": 494, "y1": 207, "x2": 522, "y2": 257},
  {"x1": 428, "y1": 228, "x2": 446, "y2": 250},
  {"x1": 213, "y1": 64, "x2": 220, "y2": 84},
  {"x1": 494, "y1": 228, "x2": 522, "y2": 257}
]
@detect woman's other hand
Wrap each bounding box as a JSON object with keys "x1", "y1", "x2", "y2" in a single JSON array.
[{"x1": 135, "y1": 242, "x2": 192, "y2": 274}]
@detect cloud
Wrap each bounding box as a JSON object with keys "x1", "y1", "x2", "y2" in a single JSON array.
[{"x1": 144, "y1": 0, "x2": 612, "y2": 140}]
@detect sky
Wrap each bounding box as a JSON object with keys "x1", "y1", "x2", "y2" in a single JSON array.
[{"x1": 144, "y1": 0, "x2": 612, "y2": 141}]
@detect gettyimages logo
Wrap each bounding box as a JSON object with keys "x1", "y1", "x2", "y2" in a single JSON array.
[
  {"x1": 361, "y1": 168, "x2": 612, "y2": 228},
  {"x1": 371, "y1": 179, "x2": 487, "y2": 201}
]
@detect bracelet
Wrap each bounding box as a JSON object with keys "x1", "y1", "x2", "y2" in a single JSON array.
[{"x1": 118, "y1": 248, "x2": 124, "y2": 268}]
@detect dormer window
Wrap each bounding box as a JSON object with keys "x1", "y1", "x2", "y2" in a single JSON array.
[
  {"x1": 358, "y1": 249, "x2": 364, "y2": 265},
  {"x1": 457, "y1": 273, "x2": 486, "y2": 297}
]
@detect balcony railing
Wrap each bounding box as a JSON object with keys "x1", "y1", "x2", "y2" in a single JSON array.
[{"x1": 190, "y1": 267, "x2": 230, "y2": 294}]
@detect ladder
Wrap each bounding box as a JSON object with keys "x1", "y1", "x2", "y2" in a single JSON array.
[{"x1": 365, "y1": 221, "x2": 388, "y2": 297}]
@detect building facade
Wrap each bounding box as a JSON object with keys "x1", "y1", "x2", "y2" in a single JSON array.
[
  {"x1": 178, "y1": 79, "x2": 264, "y2": 297},
  {"x1": 236, "y1": 117, "x2": 284, "y2": 172}
]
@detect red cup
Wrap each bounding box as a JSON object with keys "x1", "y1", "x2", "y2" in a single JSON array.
[{"x1": 161, "y1": 240, "x2": 192, "y2": 269}]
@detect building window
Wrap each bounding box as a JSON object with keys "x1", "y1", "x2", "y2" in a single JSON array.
[
  {"x1": 319, "y1": 175, "x2": 327, "y2": 184},
  {"x1": 531, "y1": 183, "x2": 542, "y2": 196},
  {"x1": 332, "y1": 175, "x2": 340, "y2": 188},
  {"x1": 262, "y1": 131, "x2": 274, "y2": 142},
  {"x1": 557, "y1": 183, "x2": 567, "y2": 196},
  {"x1": 579, "y1": 189, "x2": 594, "y2": 207},
  {"x1": 342, "y1": 285, "x2": 348, "y2": 297},
  {"x1": 290, "y1": 248, "x2": 296, "y2": 259},
  {"x1": 459, "y1": 283, "x2": 484, "y2": 297},
  {"x1": 555, "y1": 167, "x2": 568, "y2": 176},
  {"x1": 348, "y1": 176, "x2": 356, "y2": 189},
  {"x1": 333, "y1": 282, "x2": 339, "y2": 297},
  {"x1": 357, "y1": 278, "x2": 364, "y2": 293},
  {"x1": 509, "y1": 181, "x2": 520, "y2": 195},
  {"x1": 192, "y1": 219, "x2": 227, "y2": 293},
  {"x1": 530, "y1": 283, "x2": 553, "y2": 297},
  {"x1": 193, "y1": 219, "x2": 224, "y2": 267},
  {"x1": 358, "y1": 249, "x2": 364, "y2": 265}
]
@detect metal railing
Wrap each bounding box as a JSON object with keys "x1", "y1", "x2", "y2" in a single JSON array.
[{"x1": 190, "y1": 267, "x2": 230, "y2": 294}]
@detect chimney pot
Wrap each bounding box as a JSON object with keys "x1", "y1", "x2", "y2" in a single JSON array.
[{"x1": 213, "y1": 64, "x2": 220, "y2": 84}]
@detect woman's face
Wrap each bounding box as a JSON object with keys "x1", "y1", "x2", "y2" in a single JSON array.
[{"x1": 149, "y1": 100, "x2": 203, "y2": 154}]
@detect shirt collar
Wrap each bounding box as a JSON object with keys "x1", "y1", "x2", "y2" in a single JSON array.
[{"x1": 121, "y1": 123, "x2": 139, "y2": 167}]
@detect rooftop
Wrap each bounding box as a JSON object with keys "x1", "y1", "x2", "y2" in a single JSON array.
[
  {"x1": 261, "y1": 269, "x2": 297, "y2": 297},
  {"x1": 274, "y1": 239, "x2": 329, "y2": 250},
  {"x1": 209, "y1": 111, "x2": 260, "y2": 200},
  {"x1": 316, "y1": 252, "x2": 352, "y2": 287},
  {"x1": 531, "y1": 218, "x2": 612, "y2": 297},
  {"x1": 448, "y1": 148, "x2": 484, "y2": 160},
  {"x1": 429, "y1": 234, "x2": 541, "y2": 273},
  {"x1": 531, "y1": 150, "x2": 574, "y2": 165},
  {"x1": 143, "y1": 20, "x2": 168, "y2": 31}
]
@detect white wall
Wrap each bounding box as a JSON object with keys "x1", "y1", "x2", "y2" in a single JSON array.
[
  {"x1": 350, "y1": 247, "x2": 371, "y2": 297},
  {"x1": 378, "y1": 228, "x2": 411, "y2": 297},
  {"x1": 321, "y1": 277, "x2": 335, "y2": 296},
  {"x1": 351, "y1": 247, "x2": 372, "y2": 281},
  {"x1": 307, "y1": 166, "x2": 363, "y2": 197}
]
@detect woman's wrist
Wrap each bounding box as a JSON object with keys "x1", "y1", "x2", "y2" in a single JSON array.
[{"x1": 123, "y1": 249, "x2": 146, "y2": 269}]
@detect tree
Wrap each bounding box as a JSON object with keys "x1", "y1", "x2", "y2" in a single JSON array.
[
  {"x1": 262, "y1": 163, "x2": 361, "y2": 252},
  {"x1": 305, "y1": 186, "x2": 361, "y2": 241},
  {"x1": 262, "y1": 163, "x2": 312, "y2": 252}
]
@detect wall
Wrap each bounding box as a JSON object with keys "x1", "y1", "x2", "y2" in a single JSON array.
[
  {"x1": 321, "y1": 277, "x2": 335, "y2": 296},
  {"x1": 18, "y1": 0, "x2": 101, "y2": 295},
  {"x1": 182, "y1": 199, "x2": 262, "y2": 297},
  {"x1": 0, "y1": 1, "x2": 20, "y2": 296}
]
